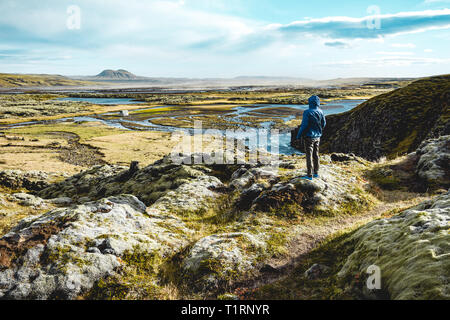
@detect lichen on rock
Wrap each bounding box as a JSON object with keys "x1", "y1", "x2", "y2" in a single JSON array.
[
  {"x1": 415, "y1": 135, "x2": 450, "y2": 189},
  {"x1": 0, "y1": 170, "x2": 51, "y2": 191},
  {"x1": 182, "y1": 232, "x2": 266, "y2": 291},
  {"x1": 37, "y1": 156, "x2": 224, "y2": 208},
  {"x1": 0, "y1": 195, "x2": 190, "y2": 299}
]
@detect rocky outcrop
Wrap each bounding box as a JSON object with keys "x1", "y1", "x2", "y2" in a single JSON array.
[
  {"x1": 338, "y1": 191, "x2": 450, "y2": 300},
  {"x1": 182, "y1": 233, "x2": 266, "y2": 291},
  {"x1": 37, "y1": 156, "x2": 223, "y2": 207},
  {"x1": 0, "y1": 170, "x2": 52, "y2": 191},
  {"x1": 0, "y1": 195, "x2": 191, "y2": 300},
  {"x1": 291, "y1": 75, "x2": 450, "y2": 160},
  {"x1": 9, "y1": 193, "x2": 46, "y2": 209},
  {"x1": 177, "y1": 157, "x2": 373, "y2": 291},
  {"x1": 238, "y1": 161, "x2": 369, "y2": 214},
  {"x1": 415, "y1": 135, "x2": 450, "y2": 188},
  {"x1": 0, "y1": 152, "x2": 378, "y2": 299}
]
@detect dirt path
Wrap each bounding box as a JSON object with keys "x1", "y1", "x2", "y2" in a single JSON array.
[{"x1": 237, "y1": 191, "x2": 430, "y2": 291}]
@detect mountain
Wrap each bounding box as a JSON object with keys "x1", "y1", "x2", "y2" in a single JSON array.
[
  {"x1": 292, "y1": 74, "x2": 450, "y2": 160},
  {"x1": 95, "y1": 69, "x2": 139, "y2": 80}
]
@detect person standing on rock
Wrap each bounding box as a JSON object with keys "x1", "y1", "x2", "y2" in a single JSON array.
[{"x1": 296, "y1": 95, "x2": 326, "y2": 180}]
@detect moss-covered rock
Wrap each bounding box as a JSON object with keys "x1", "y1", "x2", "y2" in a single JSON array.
[
  {"x1": 0, "y1": 169, "x2": 52, "y2": 191},
  {"x1": 338, "y1": 191, "x2": 450, "y2": 300},
  {"x1": 252, "y1": 161, "x2": 373, "y2": 214},
  {"x1": 182, "y1": 232, "x2": 267, "y2": 291},
  {"x1": 37, "y1": 156, "x2": 223, "y2": 207},
  {"x1": 415, "y1": 135, "x2": 450, "y2": 189},
  {"x1": 0, "y1": 195, "x2": 191, "y2": 299}
]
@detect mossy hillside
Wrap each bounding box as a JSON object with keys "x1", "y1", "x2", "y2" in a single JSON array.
[
  {"x1": 252, "y1": 191, "x2": 449, "y2": 300},
  {"x1": 0, "y1": 73, "x2": 96, "y2": 88},
  {"x1": 319, "y1": 75, "x2": 450, "y2": 160}
]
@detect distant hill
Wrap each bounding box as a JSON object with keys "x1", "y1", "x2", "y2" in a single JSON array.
[
  {"x1": 95, "y1": 69, "x2": 139, "y2": 80},
  {"x1": 0, "y1": 70, "x2": 417, "y2": 90},
  {"x1": 0, "y1": 73, "x2": 96, "y2": 88},
  {"x1": 292, "y1": 74, "x2": 450, "y2": 160}
]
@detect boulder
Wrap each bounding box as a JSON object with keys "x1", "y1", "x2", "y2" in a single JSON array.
[
  {"x1": 253, "y1": 164, "x2": 366, "y2": 212},
  {"x1": 183, "y1": 233, "x2": 266, "y2": 291},
  {"x1": 415, "y1": 135, "x2": 450, "y2": 188},
  {"x1": 0, "y1": 170, "x2": 50, "y2": 191},
  {"x1": 9, "y1": 193, "x2": 46, "y2": 208},
  {"x1": 229, "y1": 166, "x2": 277, "y2": 191},
  {"x1": 0, "y1": 195, "x2": 190, "y2": 300},
  {"x1": 304, "y1": 264, "x2": 331, "y2": 280},
  {"x1": 49, "y1": 197, "x2": 73, "y2": 206},
  {"x1": 152, "y1": 175, "x2": 223, "y2": 214},
  {"x1": 338, "y1": 191, "x2": 450, "y2": 300}
]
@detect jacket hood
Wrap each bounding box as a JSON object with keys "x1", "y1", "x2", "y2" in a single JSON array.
[{"x1": 308, "y1": 95, "x2": 320, "y2": 109}]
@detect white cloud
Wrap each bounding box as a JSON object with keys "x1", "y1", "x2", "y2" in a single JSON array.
[
  {"x1": 391, "y1": 43, "x2": 416, "y2": 48},
  {"x1": 424, "y1": 0, "x2": 450, "y2": 3},
  {"x1": 0, "y1": 1, "x2": 449, "y2": 77},
  {"x1": 377, "y1": 51, "x2": 414, "y2": 55},
  {"x1": 199, "y1": 8, "x2": 450, "y2": 52},
  {"x1": 323, "y1": 56, "x2": 450, "y2": 67}
]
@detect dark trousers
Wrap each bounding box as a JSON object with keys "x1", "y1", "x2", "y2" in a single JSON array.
[{"x1": 304, "y1": 137, "x2": 320, "y2": 176}]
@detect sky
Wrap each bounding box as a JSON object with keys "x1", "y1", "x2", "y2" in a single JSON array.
[{"x1": 0, "y1": 0, "x2": 450, "y2": 79}]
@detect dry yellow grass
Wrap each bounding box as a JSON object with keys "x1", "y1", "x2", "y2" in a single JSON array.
[
  {"x1": 1, "y1": 120, "x2": 226, "y2": 172},
  {"x1": 87, "y1": 131, "x2": 179, "y2": 166},
  {"x1": 0, "y1": 135, "x2": 83, "y2": 174},
  {"x1": 88, "y1": 130, "x2": 227, "y2": 166}
]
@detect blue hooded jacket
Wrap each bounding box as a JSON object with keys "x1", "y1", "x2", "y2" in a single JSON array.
[{"x1": 296, "y1": 95, "x2": 326, "y2": 139}]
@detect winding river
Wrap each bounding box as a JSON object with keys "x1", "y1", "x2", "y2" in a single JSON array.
[{"x1": 9, "y1": 98, "x2": 366, "y2": 155}]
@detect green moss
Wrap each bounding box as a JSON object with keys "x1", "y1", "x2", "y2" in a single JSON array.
[
  {"x1": 367, "y1": 167, "x2": 403, "y2": 191},
  {"x1": 338, "y1": 204, "x2": 449, "y2": 300},
  {"x1": 121, "y1": 250, "x2": 162, "y2": 274},
  {"x1": 42, "y1": 245, "x2": 91, "y2": 271},
  {"x1": 87, "y1": 279, "x2": 130, "y2": 300},
  {"x1": 265, "y1": 232, "x2": 288, "y2": 257},
  {"x1": 86, "y1": 248, "x2": 164, "y2": 300}
]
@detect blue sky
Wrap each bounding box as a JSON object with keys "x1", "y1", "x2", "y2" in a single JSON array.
[{"x1": 0, "y1": 0, "x2": 449, "y2": 79}]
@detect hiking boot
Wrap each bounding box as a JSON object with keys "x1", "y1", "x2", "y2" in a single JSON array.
[
  {"x1": 313, "y1": 174, "x2": 319, "y2": 178},
  {"x1": 300, "y1": 175, "x2": 313, "y2": 181}
]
